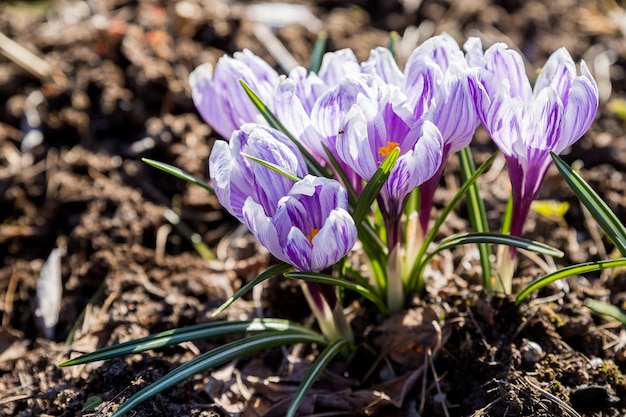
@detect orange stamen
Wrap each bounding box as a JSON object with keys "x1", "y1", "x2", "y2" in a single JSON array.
[
  {"x1": 378, "y1": 141, "x2": 400, "y2": 158},
  {"x1": 306, "y1": 228, "x2": 320, "y2": 245}
]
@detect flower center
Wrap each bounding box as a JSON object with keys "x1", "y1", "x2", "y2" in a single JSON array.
[
  {"x1": 306, "y1": 228, "x2": 320, "y2": 245},
  {"x1": 378, "y1": 141, "x2": 400, "y2": 158}
]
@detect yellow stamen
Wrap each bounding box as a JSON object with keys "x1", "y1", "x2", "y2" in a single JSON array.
[
  {"x1": 306, "y1": 228, "x2": 320, "y2": 245},
  {"x1": 378, "y1": 141, "x2": 400, "y2": 158}
]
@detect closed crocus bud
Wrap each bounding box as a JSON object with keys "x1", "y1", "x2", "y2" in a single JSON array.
[
  {"x1": 242, "y1": 175, "x2": 357, "y2": 273},
  {"x1": 209, "y1": 123, "x2": 308, "y2": 222},
  {"x1": 190, "y1": 49, "x2": 279, "y2": 138}
]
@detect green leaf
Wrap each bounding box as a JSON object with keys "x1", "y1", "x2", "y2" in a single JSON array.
[
  {"x1": 212, "y1": 263, "x2": 292, "y2": 316},
  {"x1": 309, "y1": 31, "x2": 327, "y2": 74},
  {"x1": 321, "y1": 143, "x2": 359, "y2": 206},
  {"x1": 501, "y1": 195, "x2": 513, "y2": 234},
  {"x1": 142, "y1": 158, "x2": 214, "y2": 194},
  {"x1": 352, "y1": 147, "x2": 400, "y2": 227},
  {"x1": 239, "y1": 80, "x2": 328, "y2": 178},
  {"x1": 163, "y1": 208, "x2": 214, "y2": 260},
  {"x1": 286, "y1": 339, "x2": 351, "y2": 417},
  {"x1": 242, "y1": 153, "x2": 301, "y2": 182},
  {"x1": 429, "y1": 232, "x2": 564, "y2": 261},
  {"x1": 458, "y1": 146, "x2": 492, "y2": 289},
  {"x1": 551, "y1": 152, "x2": 626, "y2": 256},
  {"x1": 110, "y1": 331, "x2": 327, "y2": 417},
  {"x1": 285, "y1": 271, "x2": 388, "y2": 315},
  {"x1": 58, "y1": 319, "x2": 319, "y2": 367},
  {"x1": 515, "y1": 257, "x2": 626, "y2": 305},
  {"x1": 407, "y1": 151, "x2": 499, "y2": 292},
  {"x1": 584, "y1": 298, "x2": 626, "y2": 324}
]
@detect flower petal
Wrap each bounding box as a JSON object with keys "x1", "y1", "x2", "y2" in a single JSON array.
[
  {"x1": 310, "y1": 209, "x2": 357, "y2": 271},
  {"x1": 556, "y1": 61, "x2": 599, "y2": 153},
  {"x1": 242, "y1": 198, "x2": 286, "y2": 263},
  {"x1": 317, "y1": 49, "x2": 361, "y2": 87},
  {"x1": 362, "y1": 47, "x2": 403, "y2": 86},
  {"x1": 481, "y1": 43, "x2": 532, "y2": 103},
  {"x1": 274, "y1": 77, "x2": 326, "y2": 158},
  {"x1": 533, "y1": 47, "x2": 576, "y2": 104}
]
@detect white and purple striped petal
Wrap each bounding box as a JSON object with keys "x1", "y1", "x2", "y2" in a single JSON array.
[
  {"x1": 190, "y1": 49, "x2": 279, "y2": 138},
  {"x1": 209, "y1": 123, "x2": 307, "y2": 222},
  {"x1": 242, "y1": 175, "x2": 357, "y2": 272}
]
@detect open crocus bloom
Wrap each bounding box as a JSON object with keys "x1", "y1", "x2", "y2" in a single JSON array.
[
  {"x1": 190, "y1": 49, "x2": 279, "y2": 139},
  {"x1": 468, "y1": 40, "x2": 599, "y2": 239},
  {"x1": 209, "y1": 123, "x2": 307, "y2": 223},
  {"x1": 334, "y1": 77, "x2": 444, "y2": 222},
  {"x1": 242, "y1": 175, "x2": 357, "y2": 273}
]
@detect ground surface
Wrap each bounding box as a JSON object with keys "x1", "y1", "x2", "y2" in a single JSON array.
[{"x1": 1, "y1": 0, "x2": 626, "y2": 416}]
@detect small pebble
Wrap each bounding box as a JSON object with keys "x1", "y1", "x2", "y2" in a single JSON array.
[{"x1": 520, "y1": 339, "x2": 543, "y2": 365}]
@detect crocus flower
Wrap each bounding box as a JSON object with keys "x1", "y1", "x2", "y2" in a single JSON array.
[
  {"x1": 335, "y1": 78, "x2": 444, "y2": 227},
  {"x1": 333, "y1": 76, "x2": 444, "y2": 313},
  {"x1": 209, "y1": 123, "x2": 307, "y2": 223},
  {"x1": 242, "y1": 175, "x2": 357, "y2": 273},
  {"x1": 190, "y1": 49, "x2": 279, "y2": 138},
  {"x1": 275, "y1": 73, "x2": 381, "y2": 193},
  {"x1": 401, "y1": 33, "x2": 481, "y2": 233},
  {"x1": 468, "y1": 41, "x2": 599, "y2": 240}
]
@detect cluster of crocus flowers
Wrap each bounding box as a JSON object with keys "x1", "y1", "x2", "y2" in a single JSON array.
[{"x1": 190, "y1": 32, "x2": 598, "y2": 325}]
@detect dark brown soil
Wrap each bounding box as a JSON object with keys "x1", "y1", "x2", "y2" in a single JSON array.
[{"x1": 1, "y1": 0, "x2": 626, "y2": 416}]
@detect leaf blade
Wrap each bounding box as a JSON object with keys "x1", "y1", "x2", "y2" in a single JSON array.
[
  {"x1": 515, "y1": 257, "x2": 626, "y2": 305},
  {"x1": 110, "y1": 332, "x2": 327, "y2": 417},
  {"x1": 142, "y1": 158, "x2": 214, "y2": 194},
  {"x1": 458, "y1": 146, "x2": 492, "y2": 288},
  {"x1": 58, "y1": 318, "x2": 318, "y2": 367},
  {"x1": 212, "y1": 263, "x2": 292, "y2": 316},
  {"x1": 286, "y1": 339, "x2": 351, "y2": 417},
  {"x1": 551, "y1": 152, "x2": 626, "y2": 255},
  {"x1": 352, "y1": 147, "x2": 400, "y2": 227},
  {"x1": 285, "y1": 271, "x2": 388, "y2": 314}
]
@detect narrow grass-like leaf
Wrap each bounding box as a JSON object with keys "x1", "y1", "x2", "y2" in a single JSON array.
[
  {"x1": 239, "y1": 80, "x2": 327, "y2": 178},
  {"x1": 458, "y1": 146, "x2": 492, "y2": 288},
  {"x1": 110, "y1": 332, "x2": 327, "y2": 417},
  {"x1": 321, "y1": 143, "x2": 358, "y2": 206},
  {"x1": 515, "y1": 257, "x2": 626, "y2": 305},
  {"x1": 285, "y1": 271, "x2": 388, "y2": 314},
  {"x1": 309, "y1": 31, "x2": 327, "y2": 74},
  {"x1": 242, "y1": 153, "x2": 301, "y2": 182},
  {"x1": 551, "y1": 152, "x2": 626, "y2": 255},
  {"x1": 212, "y1": 263, "x2": 292, "y2": 316},
  {"x1": 142, "y1": 158, "x2": 214, "y2": 194},
  {"x1": 352, "y1": 147, "x2": 400, "y2": 227},
  {"x1": 58, "y1": 318, "x2": 318, "y2": 367},
  {"x1": 407, "y1": 151, "x2": 499, "y2": 292},
  {"x1": 286, "y1": 339, "x2": 351, "y2": 417},
  {"x1": 163, "y1": 208, "x2": 214, "y2": 260},
  {"x1": 358, "y1": 228, "x2": 387, "y2": 295},
  {"x1": 584, "y1": 298, "x2": 626, "y2": 324},
  {"x1": 501, "y1": 195, "x2": 513, "y2": 234},
  {"x1": 428, "y1": 232, "x2": 563, "y2": 262}
]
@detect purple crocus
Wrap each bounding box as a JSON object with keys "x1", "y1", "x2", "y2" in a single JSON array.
[
  {"x1": 334, "y1": 78, "x2": 444, "y2": 230},
  {"x1": 242, "y1": 175, "x2": 357, "y2": 273},
  {"x1": 209, "y1": 123, "x2": 307, "y2": 223},
  {"x1": 190, "y1": 49, "x2": 279, "y2": 138},
  {"x1": 401, "y1": 33, "x2": 481, "y2": 234},
  {"x1": 468, "y1": 40, "x2": 599, "y2": 240}
]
